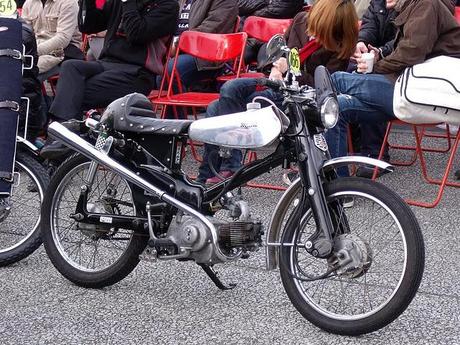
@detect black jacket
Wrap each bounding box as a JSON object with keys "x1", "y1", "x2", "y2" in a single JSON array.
[
  {"x1": 79, "y1": 0, "x2": 179, "y2": 71},
  {"x1": 238, "y1": 0, "x2": 303, "y2": 19},
  {"x1": 19, "y1": 18, "x2": 43, "y2": 141},
  {"x1": 358, "y1": 0, "x2": 397, "y2": 58}
]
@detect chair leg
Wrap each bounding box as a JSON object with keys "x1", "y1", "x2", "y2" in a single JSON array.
[
  {"x1": 372, "y1": 121, "x2": 392, "y2": 180},
  {"x1": 404, "y1": 126, "x2": 460, "y2": 208}
]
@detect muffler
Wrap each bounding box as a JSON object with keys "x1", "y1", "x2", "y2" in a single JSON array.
[{"x1": 47, "y1": 121, "x2": 230, "y2": 262}]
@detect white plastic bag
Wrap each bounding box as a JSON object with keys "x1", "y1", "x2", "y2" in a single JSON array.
[{"x1": 393, "y1": 55, "x2": 460, "y2": 125}]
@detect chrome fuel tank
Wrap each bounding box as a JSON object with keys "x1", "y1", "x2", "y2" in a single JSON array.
[{"x1": 188, "y1": 107, "x2": 282, "y2": 149}]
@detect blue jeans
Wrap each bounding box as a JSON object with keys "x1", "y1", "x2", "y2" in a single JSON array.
[
  {"x1": 159, "y1": 54, "x2": 219, "y2": 119},
  {"x1": 325, "y1": 72, "x2": 396, "y2": 176},
  {"x1": 197, "y1": 78, "x2": 284, "y2": 182}
]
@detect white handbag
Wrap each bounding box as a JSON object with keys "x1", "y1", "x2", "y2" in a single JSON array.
[{"x1": 393, "y1": 55, "x2": 460, "y2": 125}]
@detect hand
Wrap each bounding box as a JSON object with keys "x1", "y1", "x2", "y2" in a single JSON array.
[
  {"x1": 269, "y1": 67, "x2": 283, "y2": 81},
  {"x1": 273, "y1": 57, "x2": 288, "y2": 74},
  {"x1": 356, "y1": 51, "x2": 374, "y2": 73},
  {"x1": 352, "y1": 41, "x2": 368, "y2": 61},
  {"x1": 368, "y1": 44, "x2": 381, "y2": 62}
]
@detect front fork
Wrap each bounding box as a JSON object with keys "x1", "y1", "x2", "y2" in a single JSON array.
[{"x1": 291, "y1": 104, "x2": 334, "y2": 258}]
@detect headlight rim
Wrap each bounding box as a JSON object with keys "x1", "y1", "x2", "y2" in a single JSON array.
[{"x1": 320, "y1": 96, "x2": 339, "y2": 129}]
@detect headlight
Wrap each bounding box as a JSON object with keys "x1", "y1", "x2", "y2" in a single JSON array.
[{"x1": 320, "y1": 97, "x2": 339, "y2": 129}]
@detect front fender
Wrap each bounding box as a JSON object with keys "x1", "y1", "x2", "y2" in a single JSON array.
[
  {"x1": 264, "y1": 156, "x2": 393, "y2": 271},
  {"x1": 322, "y1": 156, "x2": 393, "y2": 173}
]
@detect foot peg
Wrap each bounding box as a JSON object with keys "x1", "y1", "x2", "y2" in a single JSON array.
[{"x1": 198, "y1": 264, "x2": 237, "y2": 290}]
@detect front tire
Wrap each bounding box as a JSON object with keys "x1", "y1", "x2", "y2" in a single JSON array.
[
  {"x1": 279, "y1": 177, "x2": 425, "y2": 335},
  {"x1": 41, "y1": 154, "x2": 148, "y2": 288}
]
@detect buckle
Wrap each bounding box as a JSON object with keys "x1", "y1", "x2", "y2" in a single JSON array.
[
  {"x1": 0, "y1": 48, "x2": 22, "y2": 60},
  {"x1": 0, "y1": 100, "x2": 20, "y2": 111}
]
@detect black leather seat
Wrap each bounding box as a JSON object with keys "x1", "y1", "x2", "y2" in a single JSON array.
[{"x1": 109, "y1": 93, "x2": 192, "y2": 135}]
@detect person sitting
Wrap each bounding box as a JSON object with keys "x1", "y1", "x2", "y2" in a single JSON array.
[
  {"x1": 46, "y1": 0, "x2": 179, "y2": 123},
  {"x1": 196, "y1": 0, "x2": 358, "y2": 184},
  {"x1": 350, "y1": 0, "x2": 397, "y2": 177},
  {"x1": 21, "y1": 0, "x2": 83, "y2": 82},
  {"x1": 161, "y1": 0, "x2": 238, "y2": 119},
  {"x1": 325, "y1": 0, "x2": 460, "y2": 177}
]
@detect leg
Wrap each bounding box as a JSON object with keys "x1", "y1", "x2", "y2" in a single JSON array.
[
  {"x1": 196, "y1": 100, "x2": 222, "y2": 182},
  {"x1": 49, "y1": 60, "x2": 104, "y2": 121},
  {"x1": 325, "y1": 72, "x2": 396, "y2": 176},
  {"x1": 81, "y1": 62, "x2": 156, "y2": 112},
  {"x1": 360, "y1": 122, "x2": 389, "y2": 160}
]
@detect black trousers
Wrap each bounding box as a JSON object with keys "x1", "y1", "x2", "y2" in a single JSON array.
[{"x1": 49, "y1": 60, "x2": 156, "y2": 121}]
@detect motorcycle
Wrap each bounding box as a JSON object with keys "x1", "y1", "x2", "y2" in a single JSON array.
[
  {"x1": 0, "y1": 136, "x2": 50, "y2": 266},
  {"x1": 41, "y1": 35, "x2": 425, "y2": 335},
  {"x1": 0, "y1": 17, "x2": 49, "y2": 266}
]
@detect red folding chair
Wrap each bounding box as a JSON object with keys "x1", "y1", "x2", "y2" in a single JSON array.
[
  {"x1": 217, "y1": 16, "x2": 293, "y2": 83},
  {"x1": 152, "y1": 31, "x2": 247, "y2": 116},
  {"x1": 374, "y1": 120, "x2": 460, "y2": 208},
  {"x1": 455, "y1": 7, "x2": 460, "y2": 24}
]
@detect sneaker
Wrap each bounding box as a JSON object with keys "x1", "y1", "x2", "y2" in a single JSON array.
[{"x1": 205, "y1": 170, "x2": 234, "y2": 185}]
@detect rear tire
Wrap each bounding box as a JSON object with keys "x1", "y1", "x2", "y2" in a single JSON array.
[
  {"x1": 279, "y1": 177, "x2": 425, "y2": 335},
  {"x1": 0, "y1": 151, "x2": 49, "y2": 266},
  {"x1": 42, "y1": 154, "x2": 148, "y2": 288}
]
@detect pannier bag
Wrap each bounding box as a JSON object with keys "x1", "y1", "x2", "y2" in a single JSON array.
[
  {"x1": 393, "y1": 55, "x2": 460, "y2": 125},
  {"x1": 0, "y1": 18, "x2": 22, "y2": 195}
]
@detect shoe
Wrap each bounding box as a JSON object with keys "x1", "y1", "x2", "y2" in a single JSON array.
[
  {"x1": 355, "y1": 166, "x2": 390, "y2": 179},
  {"x1": 40, "y1": 140, "x2": 72, "y2": 160},
  {"x1": 455, "y1": 169, "x2": 460, "y2": 180},
  {"x1": 205, "y1": 170, "x2": 234, "y2": 185}
]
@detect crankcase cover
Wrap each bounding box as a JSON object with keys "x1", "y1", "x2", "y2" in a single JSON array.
[{"x1": 188, "y1": 106, "x2": 282, "y2": 149}]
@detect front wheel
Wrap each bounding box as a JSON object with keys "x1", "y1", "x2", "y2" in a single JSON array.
[{"x1": 279, "y1": 177, "x2": 425, "y2": 335}]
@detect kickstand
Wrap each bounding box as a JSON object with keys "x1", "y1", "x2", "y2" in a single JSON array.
[{"x1": 198, "y1": 264, "x2": 237, "y2": 290}]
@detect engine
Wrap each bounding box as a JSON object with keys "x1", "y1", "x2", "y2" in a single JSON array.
[{"x1": 164, "y1": 196, "x2": 263, "y2": 264}]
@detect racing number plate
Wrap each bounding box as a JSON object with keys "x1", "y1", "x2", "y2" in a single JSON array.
[
  {"x1": 0, "y1": 0, "x2": 16, "y2": 16},
  {"x1": 289, "y1": 48, "x2": 301, "y2": 74}
]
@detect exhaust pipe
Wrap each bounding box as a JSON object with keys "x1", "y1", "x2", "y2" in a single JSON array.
[{"x1": 47, "y1": 121, "x2": 230, "y2": 262}]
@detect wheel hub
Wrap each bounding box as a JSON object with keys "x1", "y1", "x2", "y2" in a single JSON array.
[
  {"x1": 331, "y1": 233, "x2": 373, "y2": 278},
  {"x1": 78, "y1": 202, "x2": 113, "y2": 240}
]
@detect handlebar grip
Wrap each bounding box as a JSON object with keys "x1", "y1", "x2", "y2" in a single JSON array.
[{"x1": 257, "y1": 78, "x2": 283, "y2": 91}]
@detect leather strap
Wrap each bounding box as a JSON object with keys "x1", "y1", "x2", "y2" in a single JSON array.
[
  {"x1": 0, "y1": 48, "x2": 22, "y2": 60},
  {"x1": 0, "y1": 100, "x2": 19, "y2": 111},
  {"x1": 0, "y1": 171, "x2": 13, "y2": 182}
]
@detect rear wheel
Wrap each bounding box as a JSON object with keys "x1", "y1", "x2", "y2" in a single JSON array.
[
  {"x1": 0, "y1": 151, "x2": 49, "y2": 266},
  {"x1": 42, "y1": 154, "x2": 148, "y2": 288},
  {"x1": 279, "y1": 177, "x2": 425, "y2": 335}
]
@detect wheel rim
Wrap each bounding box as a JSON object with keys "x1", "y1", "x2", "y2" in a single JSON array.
[
  {"x1": 288, "y1": 191, "x2": 407, "y2": 321},
  {"x1": 0, "y1": 160, "x2": 43, "y2": 254},
  {"x1": 50, "y1": 162, "x2": 137, "y2": 272}
]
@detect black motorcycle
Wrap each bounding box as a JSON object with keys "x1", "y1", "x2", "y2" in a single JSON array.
[{"x1": 41, "y1": 35, "x2": 425, "y2": 335}]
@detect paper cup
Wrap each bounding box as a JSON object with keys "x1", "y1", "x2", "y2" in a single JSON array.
[{"x1": 361, "y1": 52, "x2": 374, "y2": 74}]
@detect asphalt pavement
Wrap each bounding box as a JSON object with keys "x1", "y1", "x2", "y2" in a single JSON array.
[{"x1": 0, "y1": 130, "x2": 459, "y2": 345}]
